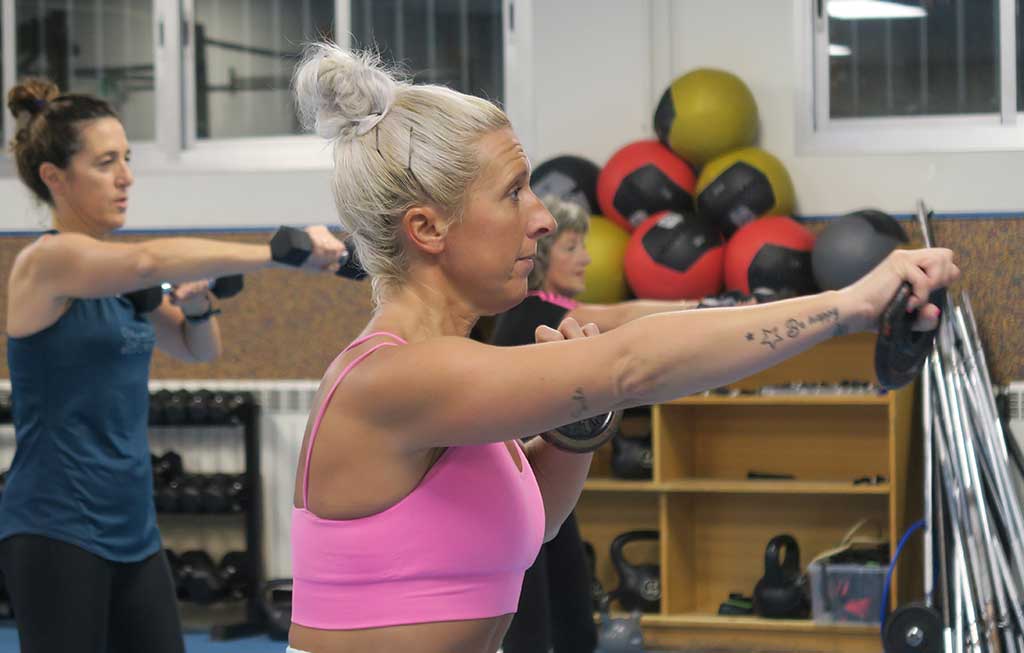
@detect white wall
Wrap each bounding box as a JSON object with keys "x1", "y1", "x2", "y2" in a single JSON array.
[
  {"x1": 5, "y1": 0, "x2": 1024, "y2": 233},
  {"x1": 664, "y1": 0, "x2": 1024, "y2": 216},
  {"x1": 527, "y1": 0, "x2": 660, "y2": 167}
]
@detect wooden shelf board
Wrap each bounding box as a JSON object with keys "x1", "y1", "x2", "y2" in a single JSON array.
[
  {"x1": 583, "y1": 478, "x2": 661, "y2": 492},
  {"x1": 665, "y1": 394, "x2": 890, "y2": 406},
  {"x1": 585, "y1": 478, "x2": 889, "y2": 495},
  {"x1": 663, "y1": 479, "x2": 890, "y2": 495},
  {"x1": 634, "y1": 612, "x2": 878, "y2": 634}
]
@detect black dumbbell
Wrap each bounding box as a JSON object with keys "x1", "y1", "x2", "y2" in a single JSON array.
[
  {"x1": 152, "y1": 451, "x2": 183, "y2": 485},
  {"x1": 270, "y1": 226, "x2": 366, "y2": 280},
  {"x1": 0, "y1": 393, "x2": 13, "y2": 423},
  {"x1": 148, "y1": 391, "x2": 164, "y2": 425},
  {"x1": 186, "y1": 390, "x2": 213, "y2": 425},
  {"x1": 180, "y1": 550, "x2": 226, "y2": 605},
  {"x1": 156, "y1": 390, "x2": 189, "y2": 426},
  {"x1": 224, "y1": 392, "x2": 253, "y2": 422},
  {"x1": 124, "y1": 275, "x2": 245, "y2": 315},
  {"x1": 155, "y1": 476, "x2": 182, "y2": 513},
  {"x1": 219, "y1": 551, "x2": 250, "y2": 600},
  {"x1": 201, "y1": 473, "x2": 231, "y2": 513},
  {"x1": 206, "y1": 391, "x2": 231, "y2": 424},
  {"x1": 178, "y1": 474, "x2": 204, "y2": 513},
  {"x1": 226, "y1": 474, "x2": 248, "y2": 513}
]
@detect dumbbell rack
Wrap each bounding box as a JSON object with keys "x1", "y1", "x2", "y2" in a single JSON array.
[{"x1": 150, "y1": 393, "x2": 265, "y2": 641}]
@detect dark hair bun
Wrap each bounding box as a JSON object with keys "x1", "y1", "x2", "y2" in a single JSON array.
[{"x1": 7, "y1": 78, "x2": 61, "y2": 122}]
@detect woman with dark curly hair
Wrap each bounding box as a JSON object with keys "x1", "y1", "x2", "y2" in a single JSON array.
[{"x1": 0, "y1": 78, "x2": 345, "y2": 653}]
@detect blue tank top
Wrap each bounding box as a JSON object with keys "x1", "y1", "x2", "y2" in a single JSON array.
[{"x1": 0, "y1": 296, "x2": 160, "y2": 562}]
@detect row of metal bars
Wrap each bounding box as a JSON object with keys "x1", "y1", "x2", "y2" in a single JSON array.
[{"x1": 910, "y1": 200, "x2": 1024, "y2": 653}]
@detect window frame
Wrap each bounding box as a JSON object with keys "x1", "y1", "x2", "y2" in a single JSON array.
[
  {"x1": 796, "y1": 0, "x2": 1024, "y2": 154},
  {"x1": 0, "y1": 0, "x2": 525, "y2": 172}
]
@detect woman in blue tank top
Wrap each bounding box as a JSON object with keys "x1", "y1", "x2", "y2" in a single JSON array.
[{"x1": 0, "y1": 78, "x2": 348, "y2": 653}]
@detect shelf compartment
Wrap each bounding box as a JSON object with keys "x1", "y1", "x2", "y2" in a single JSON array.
[
  {"x1": 654, "y1": 403, "x2": 890, "y2": 484},
  {"x1": 662, "y1": 493, "x2": 888, "y2": 616},
  {"x1": 575, "y1": 492, "x2": 661, "y2": 610}
]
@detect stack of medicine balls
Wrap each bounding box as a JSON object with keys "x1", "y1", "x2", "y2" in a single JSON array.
[{"x1": 531, "y1": 68, "x2": 909, "y2": 304}]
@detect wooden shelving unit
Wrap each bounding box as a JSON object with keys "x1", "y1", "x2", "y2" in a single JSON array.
[{"x1": 579, "y1": 333, "x2": 919, "y2": 653}]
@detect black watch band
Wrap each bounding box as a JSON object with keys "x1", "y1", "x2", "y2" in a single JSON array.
[{"x1": 184, "y1": 307, "x2": 222, "y2": 324}]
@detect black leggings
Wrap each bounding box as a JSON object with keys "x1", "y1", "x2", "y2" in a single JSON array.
[
  {"x1": 503, "y1": 512, "x2": 597, "y2": 653},
  {"x1": 0, "y1": 534, "x2": 184, "y2": 653}
]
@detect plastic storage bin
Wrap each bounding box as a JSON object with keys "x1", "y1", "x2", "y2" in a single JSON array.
[{"x1": 808, "y1": 561, "x2": 886, "y2": 625}]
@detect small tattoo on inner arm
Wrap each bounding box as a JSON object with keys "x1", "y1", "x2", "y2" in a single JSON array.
[
  {"x1": 760, "y1": 328, "x2": 783, "y2": 350},
  {"x1": 570, "y1": 387, "x2": 588, "y2": 418},
  {"x1": 745, "y1": 307, "x2": 842, "y2": 348}
]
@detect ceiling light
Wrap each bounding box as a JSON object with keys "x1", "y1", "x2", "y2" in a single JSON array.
[
  {"x1": 828, "y1": 1, "x2": 927, "y2": 20},
  {"x1": 829, "y1": 44, "x2": 853, "y2": 56}
]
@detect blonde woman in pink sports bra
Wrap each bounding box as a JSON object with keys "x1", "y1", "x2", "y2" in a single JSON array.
[{"x1": 287, "y1": 43, "x2": 958, "y2": 653}]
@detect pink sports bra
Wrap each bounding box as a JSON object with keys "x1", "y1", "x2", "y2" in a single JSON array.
[{"x1": 290, "y1": 331, "x2": 546, "y2": 629}]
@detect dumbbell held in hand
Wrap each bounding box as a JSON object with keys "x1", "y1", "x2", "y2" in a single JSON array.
[
  {"x1": 125, "y1": 275, "x2": 244, "y2": 315},
  {"x1": 533, "y1": 318, "x2": 622, "y2": 453},
  {"x1": 541, "y1": 410, "x2": 622, "y2": 453},
  {"x1": 270, "y1": 226, "x2": 366, "y2": 280}
]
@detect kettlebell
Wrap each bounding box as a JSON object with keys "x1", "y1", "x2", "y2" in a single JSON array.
[
  {"x1": 583, "y1": 540, "x2": 607, "y2": 610},
  {"x1": 261, "y1": 579, "x2": 293, "y2": 641},
  {"x1": 611, "y1": 434, "x2": 653, "y2": 480},
  {"x1": 596, "y1": 609, "x2": 645, "y2": 653},
  {"x1": 753, "y1": 534, "x2": 810, "y2": 619},
  {"x1": 609, "y1": 530, "x2": 661, "y2": 613}
]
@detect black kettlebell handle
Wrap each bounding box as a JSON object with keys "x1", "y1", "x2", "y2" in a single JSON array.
[
  {"x1": 611, "y1": 530, "x2": 659, "y2": 564},
  {"x1": 763, "y1": 534, "x2": 800, "y2": 586}
]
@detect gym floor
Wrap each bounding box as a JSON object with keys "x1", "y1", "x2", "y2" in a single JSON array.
[
  {"x1": 0, "y1": 624, "x2": 689, "y2": 653},
  {"x1": 0, "y1": 624, "x2": 285, "y2": 652}
]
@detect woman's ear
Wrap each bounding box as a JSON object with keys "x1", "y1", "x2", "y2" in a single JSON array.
[
  {"x1": 402, "y1": 204, "x2": 449, "y2": 256},
  {"x1": 38, "y1": 162, "x2": 66, "y2": 199}
]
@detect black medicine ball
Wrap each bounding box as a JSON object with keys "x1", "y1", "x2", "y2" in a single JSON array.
[
  {"x1": 531, "y1": 155, "x2": 601, "y2": 214},
  {"x1": 812, "y1": 209, "x2": 909, "y2": 290}
]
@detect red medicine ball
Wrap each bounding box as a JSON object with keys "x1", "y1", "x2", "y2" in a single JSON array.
[
  {"x1": 724, "y1": 216, "x2": 817, "y2": 297},
  {"x1": 624, "y1": 211, "x2": 724, "y2": 300},
  {"x1": 597, "y1": 140, "x2": 696, "y2": 232}
]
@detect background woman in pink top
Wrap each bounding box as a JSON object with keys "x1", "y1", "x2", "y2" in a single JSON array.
[{"x1": 287, "y1": 43, "x2": 958, "y2": 653}]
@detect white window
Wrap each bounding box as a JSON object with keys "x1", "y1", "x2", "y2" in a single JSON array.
[
  {"x1": 1, "y1": 0, "x2": 513, "y2": 171},
  {"x1": 797, "y1": 0, "x2": 1024, "y2": 153}
]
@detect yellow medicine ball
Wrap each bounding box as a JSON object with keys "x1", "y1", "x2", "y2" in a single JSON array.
[
  {"x1": 576, "y1": 216, "x2": 631, "y2": 304},
  {"x1": 653, "y1": 68, "x2": 759, "y2": 167},
  {"x1": 695, "y1": 147, "x2": 795, "y2": 237}
]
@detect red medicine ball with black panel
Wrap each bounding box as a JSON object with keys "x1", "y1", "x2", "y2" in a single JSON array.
[
  {"x1": 597, "y1": 140, "x2": 697, "y2": 232},
  {"x1": 624, "y1": 211, "x2": 724, "y2": 300},
  {"x1": 724, "y1": 216, "x2": 817, "y2": 298}
]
